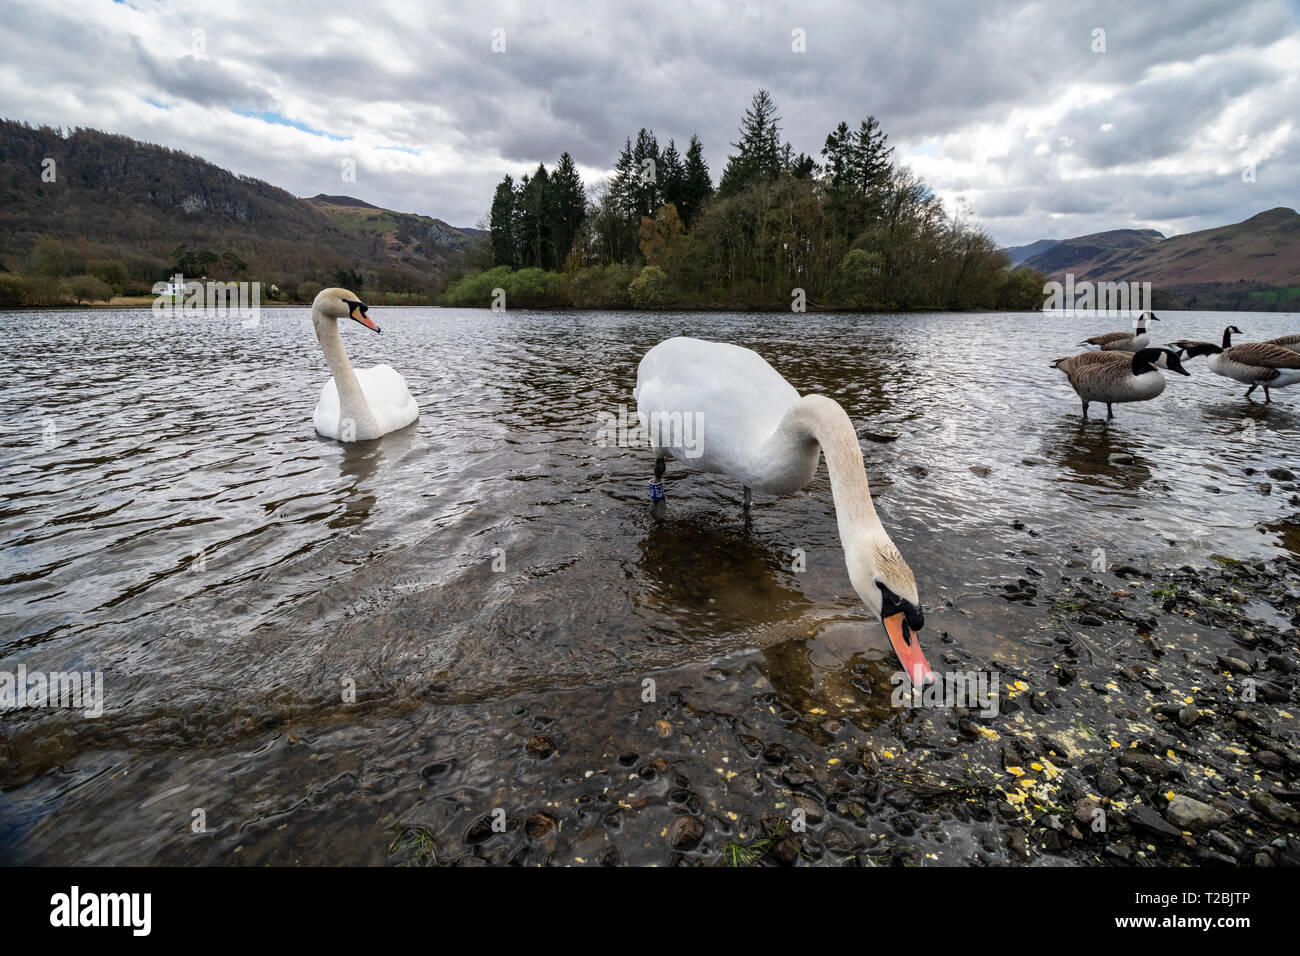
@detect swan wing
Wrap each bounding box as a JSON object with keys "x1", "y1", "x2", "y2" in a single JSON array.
[
  {"x1": 635, "y1": 337, "x2": 799, "y2": 475},
  {"x1": 312, "y1": 366, "x2": 418, "y2": 439},
  {"x1": 357, "y1": 364, "x2": 420, "y2": 433},
  {"x1": 314, "y1": 378, "x2": 343, "y2": 439}
]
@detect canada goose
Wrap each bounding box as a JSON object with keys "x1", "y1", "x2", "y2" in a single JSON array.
[
  {"x1": 634, "y1": 336, "x2": 933, "y2": 684},
  {"x1": 1051, "y1": 346, "x2": 1189, "y2": 419},
  {"x1": 311, "y1": 287, "x2": 419, "y2": 440},
  {"x1": 1173, "y1": 326, "x2": 1300, "y2": 403},
  {"x1": 1080, "y1": 311, "x2": 1159, "y2": 352},
  {"x1": 1267, "y1": 333, "x2": 1300, "y2": 353}
]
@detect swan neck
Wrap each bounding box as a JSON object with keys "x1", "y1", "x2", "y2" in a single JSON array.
[
  {"x1": 785, "y1": 395, "x2": 882, "y2": 542},
  {"x1": 313, "y1": 308, "x2": 378, "y2": 432}
]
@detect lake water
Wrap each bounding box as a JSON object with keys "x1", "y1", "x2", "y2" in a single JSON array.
[{"x1": 1, "y1": 306, "x2": 1297, "y2": 863}]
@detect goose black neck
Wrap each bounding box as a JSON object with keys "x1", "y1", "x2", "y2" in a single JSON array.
[
  {"x1": 1222, "y1": 327, "x2": 1234, "y2": 348},
  {"x1": 1131, "y1": 348, "x2": 1160, "y2": 374}
]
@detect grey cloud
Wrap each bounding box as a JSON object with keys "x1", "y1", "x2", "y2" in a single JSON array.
[
  {"x1": 130, "y1": 38, "x2": 277, "y2": 111},
  {"x1": 0, "y1": 0, "x2": 1295, "y2": 237}
]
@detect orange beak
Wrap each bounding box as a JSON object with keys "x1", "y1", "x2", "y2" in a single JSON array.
[
  {"x1": 350, "y1": 307, "x2": 380, "y2": 332},
  {"x1": 884, "y1": 612, "x2": 933, "y2": 686}
]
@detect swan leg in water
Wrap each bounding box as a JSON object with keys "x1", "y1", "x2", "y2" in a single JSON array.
[
  {"x1": 1107, "y1": 402, "x2": 1114, "y2": 420},
  {"x1": 650, "y1": 457, "x2": 666, "y2": 499},
  {"x1": 742, "y1": 485, "x2": 752, "y2": 510},
  {"x1": 1245, "y1": 384, "x2": 1257, "y2": 400}
]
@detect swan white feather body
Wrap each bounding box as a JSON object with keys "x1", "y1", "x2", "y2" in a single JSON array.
[
  {"x1": 314, "y1": 364, "x2": 419, "y2": 440},
  {"x1": 635, "y1": 337, "x2": 814, "y2": 494}
]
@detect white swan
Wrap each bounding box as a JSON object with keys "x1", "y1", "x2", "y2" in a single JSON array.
[
  {"x1": 310, "y1": 287, "x2": 418, "y2": 440},
  {"x1": 635, "y1": 336, "x2": 933, "y2": 684}
]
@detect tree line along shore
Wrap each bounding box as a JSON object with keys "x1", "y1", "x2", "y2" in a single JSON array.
[{"x1": 1, "y1": 92, "x2": 1048, "y2": 312}]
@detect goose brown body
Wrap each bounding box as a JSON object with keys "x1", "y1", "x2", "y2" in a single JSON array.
[
  {"x1": 1052, "y1": 347, "x2": 1188, "y2": 419},
  {"x1": 1080, "y1": 311, "x2": 1158, "y2": 352},
  {"x1": 1173, "y1": 327, "x2": 1300, "y2": 402}
]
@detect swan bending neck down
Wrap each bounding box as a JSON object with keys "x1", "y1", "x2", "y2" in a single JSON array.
[
  {"x1": 311, "y1": 287, "x2": 419, "y2": 441},
  {"x1": 635, "y1": 336, "x2": 932, "y2": 684}
]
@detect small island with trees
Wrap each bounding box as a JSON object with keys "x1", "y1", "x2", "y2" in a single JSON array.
[{"x1": 444, "y1": 90, "x2": 1047, "y2": 311}]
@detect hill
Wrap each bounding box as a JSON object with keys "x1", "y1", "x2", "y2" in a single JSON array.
[
  {"x1": 0, "y1": 119, "x2": 485, "y2": 304},
  {"x1": 1003, "y1": 238, "x2": 1062, "y2": 266},
  {"x1": 1023, "y1": 208, "x2": 1300, "y2": 312},
  {"x1": 1021, "y1": 227, "x2": 1165, "y2": 276},
  {"x1": 306, "y1": 194, "x2": 485, "y2": 277}
]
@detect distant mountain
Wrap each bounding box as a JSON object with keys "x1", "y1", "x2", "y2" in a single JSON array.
[
  {"x1": 1021, "y1": 228, "x2": 1165, "y2": 277},
  {"x1": 0, "y1": 119, "x2": 484, "y2": 296},
  {"x1": 1024, "y1": 208, "x2": 1300, "y2": 311},
  {"x1": 1003, "y1": 238, "x2": 1062, "y2": 267},
  {"x1": 306, "y1": 194, "x2": 485, "y2": 273}
]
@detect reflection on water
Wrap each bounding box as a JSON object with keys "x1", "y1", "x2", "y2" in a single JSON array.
[{"x1": 0, "y1": 306, "x2": 1297, "y2": 861}]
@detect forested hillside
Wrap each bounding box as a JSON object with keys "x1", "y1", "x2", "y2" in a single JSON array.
[{"x1": 0, "y1": 120, "x2": 485, "y2": 306}]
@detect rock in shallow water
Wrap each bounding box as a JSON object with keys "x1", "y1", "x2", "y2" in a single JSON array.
[
  {"x1": 526, "y1": 812, "x2": 559, "y2": 838},
  {"x1": 665, "y1": 815, "x2": 704, "y2": 849},
  {"x1": 525, "y1": 734, "x2": 556, "y2": 758}
]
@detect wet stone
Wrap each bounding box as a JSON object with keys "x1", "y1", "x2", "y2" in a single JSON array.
[
  {"x1": 771, "y1": 837, "x2": 801, "y2": 866},
  {"x1": 665, "y1": 815, "x2": 704, "y2": 849},
  {"x1": 1205, "y1": 830, "x2": 1243, "y2": 859},
  {"x1": 526, "y1": 812, "x2": 559, "y2": 838},
  {"x1": 782, "y1": 768, "x2": 813, "y2": 787},
  {"x1": 824, "y1": 828, "x2": 853, "y2": 854},
  {"x1": 1127, "y1": 804, "x2": 1183, "y2": 841},
  {"x1": 1216, "y1": 655, "x2": 1252, "y2": 674},
  {"x1": 1008, "y1": 828, "x2": 1032, "y2": 861},
  {"x1": 1073, "y1": 798, "x2": 1101, "y2": 829},
  {"x1": 1250, "y1": 792, "x2": 1300, "y2": 825},
  {"x1": 793, "y1": 794, "x2": 825, "y2": 825},
  {"x1": 1118, "y1": 751, "x2": 1170, "y2": 779},
  {"x1": 525, "y1": 734, "x2": 557, "y2": 758},
  {"x1": 762, "y1": 743, "x2": 789, "y2": 765},
  {"x1": 1165, "y1": 795, "x2": 1228, "y2": 830}
]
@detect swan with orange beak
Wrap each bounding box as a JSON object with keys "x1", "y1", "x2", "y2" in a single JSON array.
[
  {"x1": 310, "y1": 287, "x2": 418, "y2": 441},
  {"x1": 635, "y1": 337, "x2": 935, "y2": 685}
]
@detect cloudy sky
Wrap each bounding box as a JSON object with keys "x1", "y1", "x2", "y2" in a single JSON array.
[{"x1": 1, "y1": 0, "x2": 1297, "y2": 245}]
